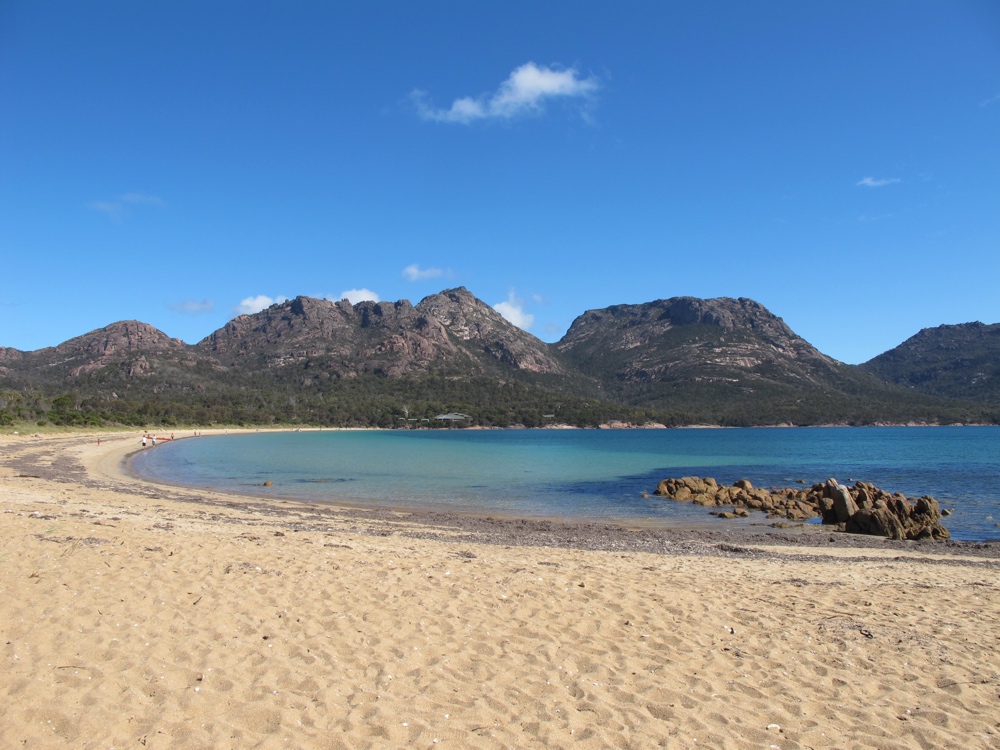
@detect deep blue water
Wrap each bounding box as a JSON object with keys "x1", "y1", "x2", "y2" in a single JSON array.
[{"x1": 129, "y1": 427, "x2": 1000, "y2": 541}]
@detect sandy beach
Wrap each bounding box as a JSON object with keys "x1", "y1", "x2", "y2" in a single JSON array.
[{"x1": 1, "y1": 431, "x2": 998, "y2": 749}]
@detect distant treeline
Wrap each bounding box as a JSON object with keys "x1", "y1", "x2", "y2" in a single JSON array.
[
  {"x1": 0, "y1": 378, "x2": 662, "y2": 429},
  {"x1": 3, "y1": 372, "x2": 995, "y2": 430}
]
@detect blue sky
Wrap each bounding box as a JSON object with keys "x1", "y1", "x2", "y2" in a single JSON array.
[{"x1": 1, "y1": 1, "x2": 997, "y2": 364}]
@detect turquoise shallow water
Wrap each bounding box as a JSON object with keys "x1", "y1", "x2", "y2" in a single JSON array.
[{"x1": 129, "y1": 426, "x2": 1000, "y2": 541}]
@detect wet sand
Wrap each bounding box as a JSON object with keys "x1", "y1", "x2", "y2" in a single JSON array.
[{"x1": 2, "y1": 431, "x2": 998, "y2": 748}]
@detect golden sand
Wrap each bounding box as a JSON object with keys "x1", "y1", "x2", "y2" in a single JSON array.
[{"x1": 1, "y1": 432, "x2": 998, "y2": 749}]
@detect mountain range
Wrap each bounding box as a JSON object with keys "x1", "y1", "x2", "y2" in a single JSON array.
[{"x1": 0, "y1": 288, "x2": 995, "y2": 428}]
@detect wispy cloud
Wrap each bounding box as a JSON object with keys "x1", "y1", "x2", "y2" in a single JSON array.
[
  {"x1": 493, "y1": 290, "x2": 534, "y2": 331},
  {"x1": 120, "y1": 192, "x2": 166, "y2": 207},
  {"x1": 402, "y1": 264, "x2": 445, "y2": 282},
  {"x1": 89, "y1": 201, "x2": 124, "y2": 219},
  {"x1": 979, "y1": 93, "x2": 1000, "y2": 107},
  {"x1": 412, "y1": 62, "x2": 599, "y2": 124},
  {"x1": 236, "y1": 294, "x2": 287, "y2": 315},
  {"x1": 89, "y1": 192, "x2": 166, "y2": 220},
  {"x1": 856, "y1": 176, "x2": 901, "y2": 188},
  {"x1": 339, "y1": 288, "x2": 380, "y2": 304},
  {"x1": 170, "y1": 299, "x2": 214, "y2": 314},
  {"x1": 857, "y1": 212, "x2": 897, "y2": 224}
]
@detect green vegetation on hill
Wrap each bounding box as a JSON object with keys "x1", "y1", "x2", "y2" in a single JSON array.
[
  {"x1": 860, "y1": 322, "x2": 1000, "y2": 403},
  {"x1": 0, "y1": 376, "x2": 662, "y2": 430},
  {"x1": 3, "y1": 368, "x2": 991, "y2": 430}
]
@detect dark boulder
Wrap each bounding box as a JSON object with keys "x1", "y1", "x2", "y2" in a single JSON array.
[
  {"x1": 652, "y1": 474, "x2": 951, "y2": 541},
  {"x1": 830, "y1": 483, "x2": 859, "y2": 523}
]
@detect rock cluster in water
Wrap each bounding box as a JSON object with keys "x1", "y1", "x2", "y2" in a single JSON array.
[{"x1": 653, "y1": 476, "x2": 950, "y2": 541}]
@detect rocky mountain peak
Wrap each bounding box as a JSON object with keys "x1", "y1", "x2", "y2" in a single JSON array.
[
  {"x1": 200, "y1": 297, "x2": 358, "y2": 356},
  {"x1": 54, "y1": 321, "x2": 185, "y2": 359},
  {"x1": 414, "y1": 287, "x2": 495, "y2": 337},
  {"x1": 355, "y1": 299, "x2": 419, "y2": 329},
  {"x1": 557, "y1": 295, "x2": 840, "y2": 388},
  {"x1": 667, "y1": 297, "x2": 782, "y2": 332},
  {"x1": 415, "y1": 288, "x2": 565, "y2": 373},
  {"x1": 192, "y1": 289, "x2": 564, "y2": 376},
  {"x1": 3, "y1": 321, "x2": 194, "y2": 380},
  {"x1": 560, "y1": 296, "x2": 801, "y2": 348}
]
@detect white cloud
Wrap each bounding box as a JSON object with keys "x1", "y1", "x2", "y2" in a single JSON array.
[
  {"x1": 412, "y1": 62, "x2": 599, "y2": 124},
  {"x1": 979, "y1": 93, "x2": 1000, "y2": 107},
  {"x1": 340, "y1": 288, "x2": 380, "y2": 304},
  {"x1": 89, "y1": 192, "x2": 166, "y2": 220},
  {"x1": 493, "y1": 290, "x2": 534, "y2": 330},
  {"x1": 236, "y1": 294, "x2": 287, "y2": 315},
  {"x1": 170, "y1": 299, "x2": 214, "y2": 314},
  {"x1": 856, "y1": 176, "x2": 901, "y2": 188},
  {"x1": 402, "y1": 263, "x2": 445, "y2": 282}
]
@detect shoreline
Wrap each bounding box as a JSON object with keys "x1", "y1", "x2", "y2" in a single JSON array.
[
  {"x1": 17, "y1": 429, "x2": 1000, "y2": 556},
  {"x1": 50, "y1": 429, "x2": 1000, "y2": 554},
  {"x1": 2, "y1": 431, "x2": 999, "y2": 748},
  {"x1": 7, "y1": 420, "x2": 997, "y2": 440},
  {"x1": 123, "y1": 428, "x2": 1000, "y2": 552}
]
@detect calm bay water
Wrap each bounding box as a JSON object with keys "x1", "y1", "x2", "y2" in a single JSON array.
[{"x1": 129, "y1": 426, "x2": 1000, "y2": 541}]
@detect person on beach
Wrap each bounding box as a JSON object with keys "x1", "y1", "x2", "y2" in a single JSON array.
[{"x1": 141, "y1": 436, "x2": 147, "y2": 448}]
